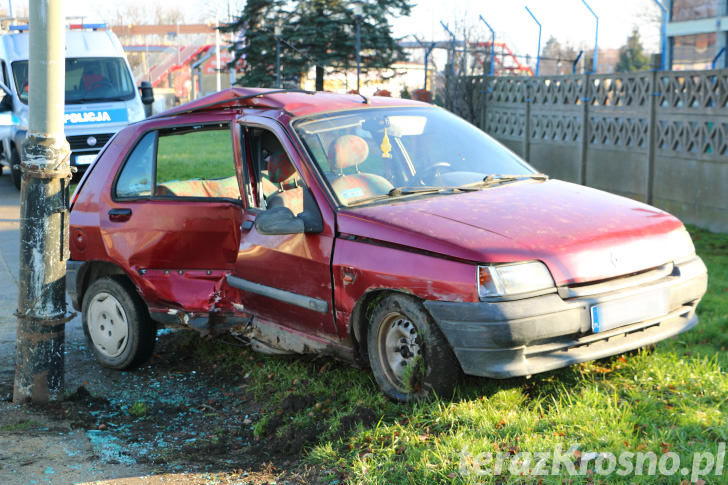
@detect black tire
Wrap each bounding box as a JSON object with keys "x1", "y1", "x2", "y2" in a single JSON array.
[
  {"x1": 82, "y1": 276, "x2": 156, "y2": 370},
  {"x1": 10, "y1": 147, "x2": 21, "y2": 190},
  {"x1": 367, "y1": 294, "x2": 461, "y2": 401}
]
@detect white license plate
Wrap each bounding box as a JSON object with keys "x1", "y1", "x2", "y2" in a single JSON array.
[
  {"x1": 75, "y1": 154, "x2": 96, "y2": 165},
  {"x1": 590, "y1": 288, "x2": 670, "y2": 333}
]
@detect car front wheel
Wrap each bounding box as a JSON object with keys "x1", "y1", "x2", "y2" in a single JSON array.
[
  {"x1": 367, "y1": 294, "x2": 460, "y2": 401},
  {"x1": 82, "y1": 276, "x2": 156, "y2": 369}
]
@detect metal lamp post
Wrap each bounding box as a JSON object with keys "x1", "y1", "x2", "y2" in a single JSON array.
[
  {"x1": 353, "y1": 3, "x2": 363, "y2": 92},
  {"x1": 652, "y1": 0, "x2": 668, "y2": 71},
  {"x1": 525, "y1": 6, "x2": 542, "y2": 76},
  {"x1": 413, "y1": 35, "x2": 436, "y2": 91},
  {"x1": 479, "y1": 15, "x2": 495, "y2": 76},
  {"x1": 274, "y1": 23, "x2": 281, "y2": 88},
  {"x1": 581, "y1": 0, "x2": 599, "y2": 74}
]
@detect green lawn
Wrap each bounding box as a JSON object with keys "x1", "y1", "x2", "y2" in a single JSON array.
[
  {"x1": 156, "y1": 128, "x2": 235, "y2": 183},
  {"x1": 184, "y1": 226, "x2": 727, "y2": 483}
]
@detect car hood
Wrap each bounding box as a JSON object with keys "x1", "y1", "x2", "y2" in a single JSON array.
[{"x1": 336, "y1": 180, "x2": 685, "y2": 286}]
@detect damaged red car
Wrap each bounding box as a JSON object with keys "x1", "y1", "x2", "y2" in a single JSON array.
[{"x1": 67, "y1": 88, "x2": 708, "y2": 401}]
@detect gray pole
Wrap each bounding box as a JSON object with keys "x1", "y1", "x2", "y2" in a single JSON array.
[
  {"x1": 355, "y1": 16, "x2": 361, "y2": 92},
  {"x1": 13, "y1": 0, "x2": 72, "y2": 403},
  {"x1": 276, "y1": 35, "x2": 281, "y2": 88}
]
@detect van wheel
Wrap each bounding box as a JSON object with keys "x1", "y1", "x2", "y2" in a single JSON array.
[
  {"x1": 82, "y1": 276, "x2": 156, "y2": 370},
  {"x1": 10, "y1": 147, "x2": 21, "y2": 190},
  {"x1": 367, "y1": 294, "x2": 460, "y2": 401}
]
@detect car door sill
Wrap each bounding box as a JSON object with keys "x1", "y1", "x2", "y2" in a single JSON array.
[{"x1": 226, "y1": 274, "x2": 329, "y2": 313}]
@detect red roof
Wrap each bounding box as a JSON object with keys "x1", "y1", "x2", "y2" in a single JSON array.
[{"x1": 155, "y1": 87, "x2": 425, "y2": 119}]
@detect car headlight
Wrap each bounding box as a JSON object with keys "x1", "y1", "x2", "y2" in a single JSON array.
[
  {"x1": 478, "y1": 261, "x2": 555, "y2": 298},
  {"x1": 126, "y1": 99, "x2": 146, "y2": 123},
  {"x1": 666, "y1": 227, "x2": 696, "y2": 263}
]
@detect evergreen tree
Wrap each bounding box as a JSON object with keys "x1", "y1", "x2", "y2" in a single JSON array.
[
  {"x1": 616, "y1": 27, "x2": 650, "y2": 72},
  {"x1": 223, "y1": 0, "x2": 413, "y2": 90}
]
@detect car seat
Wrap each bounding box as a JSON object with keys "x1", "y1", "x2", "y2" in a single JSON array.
[
  {"x1": 328, "y1": 134, "x2": 394, "y2": 204},
  {"x1": 265, "y1": 150, "x2": 304, "y2": 215}
]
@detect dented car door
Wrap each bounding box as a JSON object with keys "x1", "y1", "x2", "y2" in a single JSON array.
[
  {"x1": 102, "y1": 121, "x2": 244, "y2": 314},
  {"x1": 229, "y1": 120, "x2": 339, "y2": 342}
]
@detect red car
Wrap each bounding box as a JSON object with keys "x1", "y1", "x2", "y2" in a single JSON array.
[{"x1": 67, "y1": 88, "x2": 708, "y2": 401}]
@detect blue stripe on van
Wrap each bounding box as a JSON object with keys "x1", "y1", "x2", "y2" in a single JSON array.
[{"x1": 64, "y1": 108, "x2": 127, "y2": 125}]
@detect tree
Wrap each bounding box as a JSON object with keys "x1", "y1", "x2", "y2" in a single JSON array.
[
  {"x1": 222, "y1": 0, "x2": 413, "y2": 90},
  {"x1": 616, "y1": 27, "x2": 649, "y2": 72},
  {"x1": 541, "y1": 36, "x2": 579, "y2": 75}
]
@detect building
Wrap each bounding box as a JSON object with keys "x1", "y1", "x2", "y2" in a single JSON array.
[{"x1": 666, "y1": 0, "x2": 728, "y2": 70}]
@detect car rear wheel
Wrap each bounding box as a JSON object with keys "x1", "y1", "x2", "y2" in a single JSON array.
[
  {"x1": 82, "y1": 276, "x2": 156, "y2": 369},
  {"x1": 367, "y1": 294, "x2": 460, "y2": 401},
  {"x1": 10, "y1": 147, "x2": 21, "y2": 190}
]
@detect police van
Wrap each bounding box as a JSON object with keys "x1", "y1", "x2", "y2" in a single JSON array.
[{"x1": 0, "y1": 22, "x2": 153, "y2": 189}]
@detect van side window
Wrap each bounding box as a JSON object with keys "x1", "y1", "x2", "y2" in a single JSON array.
[
  {"x1": 155, "y1": 124, "x2": 240, "y2": 200},
  {"x1": 115, "y1": 131, "x2": 155, "y2": 198},
  {"x1": 0, "y1": 60, "x2": 8, "y2": 87}
]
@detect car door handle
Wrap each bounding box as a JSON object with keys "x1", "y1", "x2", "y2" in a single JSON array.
[{"x1": 108, "y1": 208, "x2": 132, "y2": 222}]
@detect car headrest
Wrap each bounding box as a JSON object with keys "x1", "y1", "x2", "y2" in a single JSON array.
[
  {"x1": 268, "y1": 150, "x2": 297, "y2": 184},
  {"x1": 329, "y1": 135, "x2": 369, "y2": 171}
]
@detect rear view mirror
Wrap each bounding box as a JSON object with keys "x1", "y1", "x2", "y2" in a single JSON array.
[
  {"x1": 255, "y1": 206, "x2": 306, "y2": 235},
  {"x1": 255, "y1": 187, "x2": 324, "y2": 235}
]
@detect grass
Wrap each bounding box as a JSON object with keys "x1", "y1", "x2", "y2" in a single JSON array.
[
  {"x1": 128, "y1": 400, "x2": 150, "y2": 418},
  {"x1": 0, "y1": 420, "x2": 40, "y2": 433},
  {"x1": 183, "y1": 225, "x2": 728, "y2": 483},
  {"x1": 156, "y1": 128, "x2": 234, "y2": 183}
]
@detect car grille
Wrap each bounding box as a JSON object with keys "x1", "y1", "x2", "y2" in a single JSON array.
[
  {"x1": 66, "y1": 133, "x2": 114, "y2": 151},
  {"x1": 557, "y1": 263, "x2": 675, "y2": 299}
]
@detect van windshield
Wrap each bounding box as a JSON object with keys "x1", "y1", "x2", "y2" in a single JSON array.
[{"x1": 12, "y1": 57, "x2": 136, "y2": 105}]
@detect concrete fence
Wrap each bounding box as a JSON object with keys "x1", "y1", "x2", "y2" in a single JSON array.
[{"x1": 446, "y1": 69, "x2": 728, "y2": 233}]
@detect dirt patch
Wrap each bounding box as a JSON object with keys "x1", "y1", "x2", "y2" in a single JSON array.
[
  {"x1": 1, "y1": 327, "x2": 342, "y2": 483},
  {"x1": 339, "y1": 406, "x2": 377, "y2": 433}
]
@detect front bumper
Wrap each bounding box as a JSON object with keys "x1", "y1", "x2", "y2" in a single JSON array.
[{"x1": 424, "y1": 256, "x2": 707, "y2": 378}]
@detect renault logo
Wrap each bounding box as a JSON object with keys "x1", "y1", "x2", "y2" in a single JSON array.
[{"x1": 86, "y1": 136, "x2": 97, "y2": 147}]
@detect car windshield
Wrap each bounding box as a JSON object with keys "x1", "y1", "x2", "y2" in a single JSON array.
[
  {"x1": 293, "y1": 106, "x2": 537, "y2": 207},
  {"x1": 12, "y1": 57, "x2": 136, "y2": 105}
]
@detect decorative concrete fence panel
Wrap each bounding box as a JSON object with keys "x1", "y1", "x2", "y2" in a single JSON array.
[{"x1": 447, "y1": 69, "x2": 728, "y2": 233}]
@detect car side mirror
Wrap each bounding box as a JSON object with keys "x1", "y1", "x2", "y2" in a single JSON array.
[
  {"x1": 139, "y1": 81, "x2": 154, "y2": 105},
  {"x1": 255, "y1": 206, "x2": 305, "y2": 235},
  {"x1": 255, "y1": 187, "x2": 324, "y2": 235}
]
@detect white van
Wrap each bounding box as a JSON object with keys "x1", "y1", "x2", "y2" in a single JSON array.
[{"x1": 0, "y1": 23, "x2": 152, "y2": 189}]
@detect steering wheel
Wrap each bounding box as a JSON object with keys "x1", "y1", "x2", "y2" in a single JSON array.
[
  {"x1": 416, "y1": 162, "x2": 451, "y2": 184},
  {"x1": 88, "y1": 79, "x2": 113, "y2": 91}
]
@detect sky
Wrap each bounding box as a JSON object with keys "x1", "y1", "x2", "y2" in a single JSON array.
[{"x1": 7, "y1": 0, "x2": 662, "y2": 60}]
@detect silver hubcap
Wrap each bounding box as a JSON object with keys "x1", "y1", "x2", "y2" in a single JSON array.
[
  {"x1": 377, "y1": 312, "x2": 422, "y2": 392},
  {"x1": 87, "y1": 292, "x2": 129, "y2": 358}
]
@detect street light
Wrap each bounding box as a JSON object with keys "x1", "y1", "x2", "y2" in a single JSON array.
[
  {"x1": 580, "y1": 0, "x2": 599, "y2": 74},
  {"x1": 479, "y1": 15, "x2": 495, "y2": 76},
  {"x1": 525, "y1": 6, "x2": 542, "y2": 76},
  {"x1": 274, "y1": 23, "x2": 281, "y2": 88},
  {"x1": 353, "y1": 3, "x2": 363, "y2": 92},
  {"x1": 652, "y1": 0, "x2": 668, "y2": 71}
]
